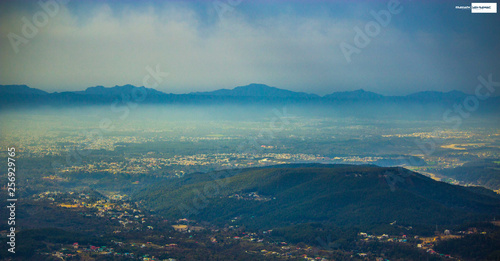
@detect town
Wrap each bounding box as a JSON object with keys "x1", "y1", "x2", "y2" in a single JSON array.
[{"x1": 3, "y1": 188, "x2": 494, "y2": 260}]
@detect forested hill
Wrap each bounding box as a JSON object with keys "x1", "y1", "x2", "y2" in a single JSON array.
[{"x1": 134, "y1": 164, "x2": 500, "y2": 230}]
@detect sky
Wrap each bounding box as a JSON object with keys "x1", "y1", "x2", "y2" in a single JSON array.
[{"x1": 0, "y1": 0, "x2": 499, "y2": 95}]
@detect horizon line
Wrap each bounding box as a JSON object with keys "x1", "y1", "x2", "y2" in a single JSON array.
[{"x1": 0, "y1": 83, "x2": 475, "y2": 97}]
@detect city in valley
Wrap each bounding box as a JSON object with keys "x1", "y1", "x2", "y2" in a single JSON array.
[{"x1": 0, "y1": 105, "x2": 499, "y2": 260}]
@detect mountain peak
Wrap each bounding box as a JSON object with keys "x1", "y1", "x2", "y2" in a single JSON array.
[
  {"x1": 324, "y1": 89, "x2": 383, "y2": 99},
  {"x1": 232, "y1": 83, "x2": 280, "y2": 92},
  {"x1": 240, "y1": 83, "x2": 272, "y2": 88},
  {"x1": 191, "y1": 83, "x2": 319, "y2": 98},
  {"x1": 0, "y1": 84, "x2": 48, "y2": 95},
  {"x1": 79, "y1": 85, "x2": 164, "y2": 96}
]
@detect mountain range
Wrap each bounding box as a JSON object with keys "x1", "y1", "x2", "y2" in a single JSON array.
[
  {"x1": 0, "y1": 83, "x2": 469, "y2": 100},
  {"x1": 1, "y1": 84, "x2": 499, "y2": 116}
]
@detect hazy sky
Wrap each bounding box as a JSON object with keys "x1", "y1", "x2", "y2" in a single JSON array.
[{"x1": 1, "y1": 0, "x2": 499, "y2": 95}]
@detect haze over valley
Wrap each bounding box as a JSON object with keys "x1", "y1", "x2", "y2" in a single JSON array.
[{"x1": 1, "y1": 0, "x2": 500, "y2": 260}]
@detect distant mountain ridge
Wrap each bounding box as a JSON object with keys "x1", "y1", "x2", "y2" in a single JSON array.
[
  {"x1": 405, "y1": 90, "x2": 468, "y2": 101},
  {"x1": 73, "y1": 84, "x2": 166, "y2": 96},
  {"x1": 0, "y1": 83, "x2": 471, "y2": 99},
  {"x1": 0, "y1": 84, "x2": 48, "y2": 95},
  {"x1": 324, "y1": 89, "x2": 384, "y2": 100},
  {"x1": 191, "y1": 83, "x2": 319, "y2": 98},
  {"x1": 1, "y1": 84, "x2": 497, "y2": 114}
]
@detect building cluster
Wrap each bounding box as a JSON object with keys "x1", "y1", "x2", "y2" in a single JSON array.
[{"x1": 228, "y1": 192, "x2": 274, "y2": 201}]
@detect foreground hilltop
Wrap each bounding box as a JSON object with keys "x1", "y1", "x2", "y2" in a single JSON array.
[{"x1": 135, "y1": 164, "x2": 500, "y2": 230}]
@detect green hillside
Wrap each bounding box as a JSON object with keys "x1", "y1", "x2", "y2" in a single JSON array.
[{"x1": 134, "y1": 164, "x2": 500, "y2": 230}]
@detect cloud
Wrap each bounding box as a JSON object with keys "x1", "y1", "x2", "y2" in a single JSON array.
[{"x1": 0, "y1": 1, "x2": 498, "y2": 95}]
